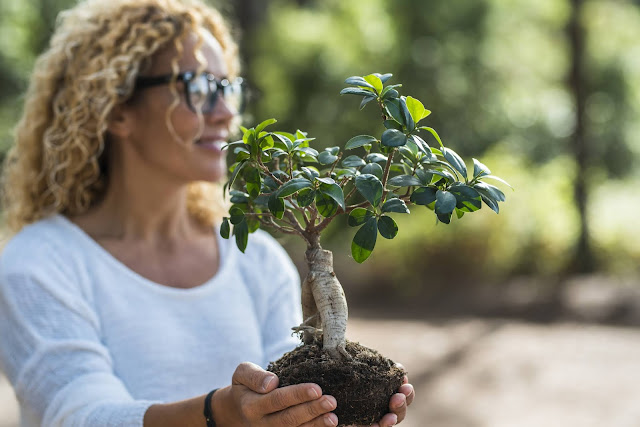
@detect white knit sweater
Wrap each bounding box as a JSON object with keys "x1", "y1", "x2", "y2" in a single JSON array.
[{"x1": 0, "y1": 214, "x2": 302, "y2": 426}]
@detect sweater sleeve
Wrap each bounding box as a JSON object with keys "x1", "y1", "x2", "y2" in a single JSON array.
[{"x1": 0, "y1": 256, "x2": 158, "y2": 426}]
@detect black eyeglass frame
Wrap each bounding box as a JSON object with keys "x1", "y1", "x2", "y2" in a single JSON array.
[{"x1": 134, "y1": 71, "x2": 245, "y2": 114}]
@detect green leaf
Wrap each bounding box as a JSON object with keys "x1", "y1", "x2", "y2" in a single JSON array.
[
  {"x1": 399, "y1": 97, "x2": 415, "y2": 131},
  {"x1": 318, "y1": 151, "x2": 339, "y2": 165},
  {"x1": 449, "y1": 184, "x2": 482, "y2": 212},
  {"x1": 229, "y1": 190, "x2": 249, "y2": 204},
  {"x1": 361, "y1": 162, "x2": 384, "y2": 179},
  {"x1": 382, "y1": 89, "x2": 399, "y2": 100},
  {"x1": 410, "y1": 135, "x2": 432, "y2": 156},
  {"x1": 348, "y1": 208, "x2": 375, "y2": 227},
  {"x1": 415, "y1": 169, "x2": 433, "y2": 185},
  {"x1": 315, "y1": 192, "x2": 339, "y2": 217},
  {"x1": 455, "y1": 208, "x2": 465, "y2": 219},
  {"x1": 346, "y1": 135, "x2": 378, "y2": 150},
  {"x1": 227, "y1": 160, "x2": 248, "y2": 190},
  {"x1": 375, "y1": 73, "x2": 393, "y2": 83},
  {"x1": 243, "y1": 167, "x2": 262, "y2": 199},
  {"x1": 315, "y1": 176, "x2": 335, "y2": 184},
  {"x1": 345, "y1": 76, "x2": 376, "y2": 90},
  {"x1": 381, "y1": 198, "x2": 409, "y2": 214},
  {"x1": 384, "y1": 99, "x2": 405, "y2": 126},
  {"x1": 296, "y1": 188, "x2": 316, "y2": 207},
  {"x1": 405, "y1": 96, "x2": 431, "y2": 122},
  {"x1": 435, "y1": 190, "x2": 457, "y2": 215},
  {"x1": 472, "y1": 158, "x2": 491, "y2": 178},
  {"x1": 442, "y1": 147, "x2": 467, "y2": 179},
  {"x1": 360, "y1": 96, "x2": 376, "y2": 110},
  {"x1": 271, "y1": 132, "x2": 293, "y2": 150},
  {"x1": 474, "y1": 182, "x2": 506, "y2": 202},
  {"x1": 234, "y1": 219, "x2": 249, "y2": 253},
  {"x1": 367, "y1": 153, "x2": 388, "y2": 164},
  {"x1": 277, "y1": 178, "x2": 313, "y2": 198},
  {"x1": 351, "y1": 217, "x2": 378, "y2": 263},
  {"x1": 377, "y1": 215, "x2": 398, "y2": 239},
  {"x1": 334, "y1": 168, "x2": 357, "y2": 179},
  {"x1": 255, "y1": 118, "x2": 277, "y2": 135},
  {"x1": 220, "y1": 217, "x2": 230, "y2": 239},
  {"x1": 387, "y1": 174, "x2": 422, "y2": 187},
  {"x1": 300, "y1": 166, "x2": 320, "y2": 182},
  {"x1": 364, "y1": 74, "x2": 383, "y2": 94},
  {"x1": 319, "y1": 182, "x2": 346, "y2": 211},
  {"x1": 342, "y1": 155, "x2": 366, "y2": 168},
  {"x1": 383, "y1": 120, "x2": 403, "y2": 131},
  {"x1": 340, "y1": 87, "x2": 375, "y2": 97},
  {"x1": 437, "y1": 213, "x2": 452, "y2": 224},
  {"x1": 410, "y1": 186, "x2": 437, "y2": 206},
  {"x1": 229, "y1": 206, "x2": 245, "y2": 225},
  {"x1": 355, "y1": 174, "x2": 384, "y2": 207},
  {"x1": 246, "y1": 216, "x2": 260, "y2": 233},
  {"x1": 297, "y1": 146, "x2": 319, "y2": 157},
  {"x1": 482, "y1": 175, "x2": 513, "y2": 190},
  {"x1": 381, "y1": 129, "x2": 408, "y2": 147},
  {"x1": 268, "y1": 194, "x2": 285, "y2": 219},
  {"x1": 426, "y1": 168, "x2": 457, "y2": 183},
  {"x1": 420, "y1": 126, "x2": 444, "y2": 147}
]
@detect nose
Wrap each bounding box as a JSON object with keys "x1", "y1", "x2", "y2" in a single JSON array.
[{"x1": 205, "y1": 94, "x2": 237, "y2": 125}]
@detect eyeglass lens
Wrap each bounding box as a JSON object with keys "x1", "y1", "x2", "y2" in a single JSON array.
[{"x1": 187, "y1": 75, "x2": 243, "y2": 114}]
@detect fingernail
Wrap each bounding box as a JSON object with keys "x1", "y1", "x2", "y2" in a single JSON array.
[
  {"x1": 262, "y1": 375, "x2": 274, "y2": 391},
  {"x1": 308, "y1": 387, "x2": 319, "y2": 399},
  {"x1": 324, "y1": 414, "x2": 337, "y2": 426},
  {"x1": 322, "y1": 396, "x2": 336, "y2": 410}
]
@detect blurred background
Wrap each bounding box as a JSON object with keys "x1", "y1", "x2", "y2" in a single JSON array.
[{"x1": 1, "y1": 0, "x2": 639, "y2": 426}]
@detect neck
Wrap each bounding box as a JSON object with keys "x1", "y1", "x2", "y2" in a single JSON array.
[{"x1": 83, "y1": 144, "x2": 201, "y2": 243}]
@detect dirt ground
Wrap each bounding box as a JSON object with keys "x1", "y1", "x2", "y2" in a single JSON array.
[{"x1": 1, "y1": 317, "x2": 639, "y2": 427}]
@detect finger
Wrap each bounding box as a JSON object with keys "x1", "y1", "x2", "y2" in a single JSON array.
[
  {"x1": 299, "y1": 412, "x2": 338, "y2": 427},
  {"x1": 378, "y1": 413, "x2": 398, "y2": 427},
  {"x1": 265, "y1": 394, "x2": 337, "y2": 426},
  {"x1": 257, "y1": 383, "x2": 324, "y2": 414},
  {"x1": 232, "y1": 362, "x2": 279, "y2": 393},
  {"x1": 398, "y1": 384, "x2": 415, "y2": 406},
  {"x1": 388, "y1": 393, "x2": 407, "y2": 423}
]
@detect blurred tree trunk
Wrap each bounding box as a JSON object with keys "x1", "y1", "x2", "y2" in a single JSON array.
[
  {"x1": 232, "y1": 0, "x2": 270, "y2": 56},
  {"x1": 567, "y1": 0, "x2": 594, "y2": 273}
]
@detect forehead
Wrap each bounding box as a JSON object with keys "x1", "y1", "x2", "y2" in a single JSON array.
[{"x1": 148, "y1": 28, "x2": 228, "y2": 77}]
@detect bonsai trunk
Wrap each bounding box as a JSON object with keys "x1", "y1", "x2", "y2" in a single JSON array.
[
  {"x1": 270, "y1": 244, "x2": 406, "y2": 425},
  {"x1": 298, "y1": 247, "x2": 350, "y2": 360}
]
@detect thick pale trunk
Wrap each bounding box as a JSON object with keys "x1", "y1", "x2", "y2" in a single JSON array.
[{"x1": 297, "y1": 248, "x2": 350, "y2": 360}]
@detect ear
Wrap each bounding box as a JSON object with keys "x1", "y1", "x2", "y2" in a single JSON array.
[{"x1": 107, "y1": 104, "x2": 134, "y2": 139}]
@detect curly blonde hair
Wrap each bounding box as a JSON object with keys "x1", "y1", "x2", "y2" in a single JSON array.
[{"x1": 1, "y1": 0, "x2": 239, "y2": 234}]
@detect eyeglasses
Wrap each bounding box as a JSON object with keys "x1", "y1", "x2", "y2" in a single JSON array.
[{"x1": 135, "y1": 71, "x2": 245, "y2": 114}]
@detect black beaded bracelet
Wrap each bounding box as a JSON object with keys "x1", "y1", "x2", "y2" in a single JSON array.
[{"x1": 203, "y1": 388, "x2": 219, "y2": 427}]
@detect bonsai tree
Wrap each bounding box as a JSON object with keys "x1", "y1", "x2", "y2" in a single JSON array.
[{"x1": 220, "y1": 73, "x2": 509, "y2": 425}]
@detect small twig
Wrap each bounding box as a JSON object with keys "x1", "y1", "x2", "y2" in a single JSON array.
[
  {"x1": 380, "y1": 148, "x2": 396, "y2": 201},
  {"x1": 328, "y1": 153, "x2": 343, "y2": 176}
]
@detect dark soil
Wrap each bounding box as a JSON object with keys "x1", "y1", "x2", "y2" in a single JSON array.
[{"x1": 267, "y1": 338, "x2": 406, "y2": 426}]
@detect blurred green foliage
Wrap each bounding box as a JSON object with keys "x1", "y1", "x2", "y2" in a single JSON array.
[{"x1": 1, "y1": 0, "x2": 639, "y2": 284}]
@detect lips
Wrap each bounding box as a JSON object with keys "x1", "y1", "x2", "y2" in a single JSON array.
[{"x1": 195, "y1": 137, "x2": 226, "y2": 153}]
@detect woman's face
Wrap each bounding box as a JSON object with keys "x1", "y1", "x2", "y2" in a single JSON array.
[{"x1": 121, "y1": 28, "x2": 236, "y2": 184}]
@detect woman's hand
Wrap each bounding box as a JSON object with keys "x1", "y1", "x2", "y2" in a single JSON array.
[{"x1": 214, "y1": 362, "x2": 339, "y2": 426}]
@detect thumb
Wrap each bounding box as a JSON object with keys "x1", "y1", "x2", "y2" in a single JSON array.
[{"x1": 232, "y1": 362, "x2": 279, "y2": 393}]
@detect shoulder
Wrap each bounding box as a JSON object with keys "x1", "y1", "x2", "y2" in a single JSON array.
[{"x1": 0, "y1": 215, "x2": 82, "y2": 278}]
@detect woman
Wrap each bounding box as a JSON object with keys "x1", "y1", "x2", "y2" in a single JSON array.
[{"x1": 0, "y1": 0, "x2": 414, "y2": 426}]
